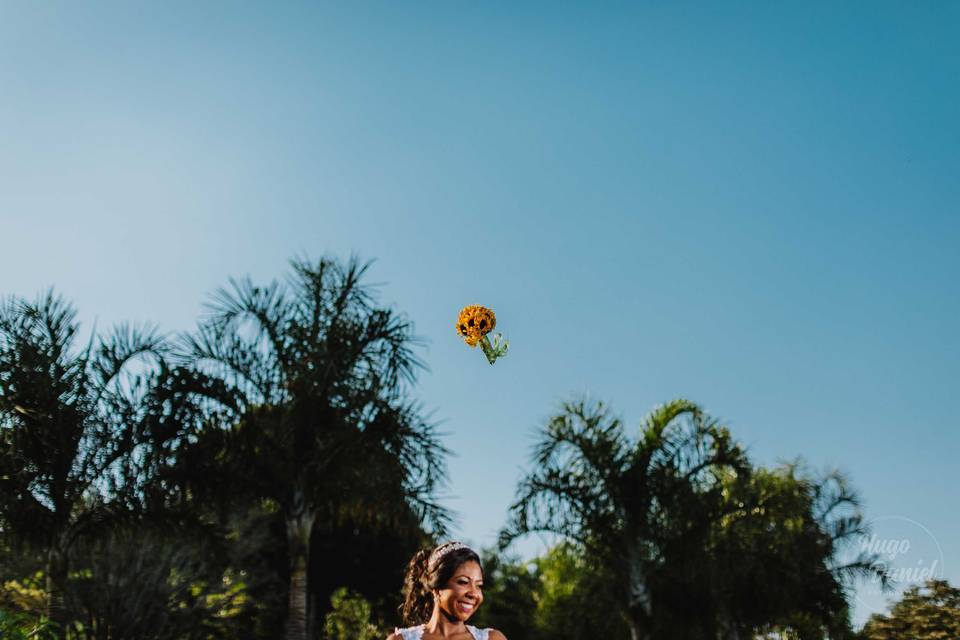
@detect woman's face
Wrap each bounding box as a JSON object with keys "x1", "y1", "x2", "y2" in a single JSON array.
[{"x1": 435, "y1": 560, "x2": 483, "y2": 622}]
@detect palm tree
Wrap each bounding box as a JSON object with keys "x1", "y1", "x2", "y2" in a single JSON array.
[
  {"x1": 500, "y1": 398, "x2": 748, "y2": 640},
  {"x1": 700, "y1": 463, "x2": 882, "y2": 639},
  {"x1": 0, "y1": 291, "x2": 167, "y2": 629},
  {"x1": 171, "y1": 256, "x2": 449, "y2": 640},
  {"x1": 502, "y1": 398, "x2": 882, "y2": 640}
]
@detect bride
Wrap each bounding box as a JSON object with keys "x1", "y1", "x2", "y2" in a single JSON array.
[{"x1": 388, "y1": 542, "x2": 507, "y2": 640}]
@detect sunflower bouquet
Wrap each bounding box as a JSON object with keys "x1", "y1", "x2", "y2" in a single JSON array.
[{"x1": 455, "y1": 305, "x2": 509, "y2": 365}]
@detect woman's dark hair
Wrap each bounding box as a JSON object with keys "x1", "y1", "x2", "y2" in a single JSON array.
[{"x1": 400, "y1": 543, "x2": 483, "y2": 626}]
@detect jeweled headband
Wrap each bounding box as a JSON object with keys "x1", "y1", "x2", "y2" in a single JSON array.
[{"x1": 428, "y1": 541, "x2": 473, "y2": 570}]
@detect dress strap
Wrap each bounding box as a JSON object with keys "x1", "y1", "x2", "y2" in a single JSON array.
[
  {"x1": 467, "y1": 626, "x2": 490, "y2": 640},
  {"x1": 393, "y1": 625, "x2": 424, "y2": 640},
  {"x1": 394, "y1": 624, "x2": 488, "y2": 640}
]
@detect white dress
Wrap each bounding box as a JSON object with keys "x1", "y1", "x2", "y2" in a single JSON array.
[{"x1": 393, "y1": 624, "x2": 491, "y2": 640}]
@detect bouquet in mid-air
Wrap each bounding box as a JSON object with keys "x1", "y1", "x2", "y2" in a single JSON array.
[{"x1": 455, "y1": 304, "x2": 509, "y2": 365}]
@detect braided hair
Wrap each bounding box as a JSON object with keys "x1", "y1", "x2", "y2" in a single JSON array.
[{"x1": 400, "y1": 542, "x2": 483, "y2": 626}]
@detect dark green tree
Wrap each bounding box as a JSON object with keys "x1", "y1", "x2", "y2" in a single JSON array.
[
  {"x1": 0, "y1": 609, "x2": 58, "y2": 640},
  {"x1": 472, "y1": 550, "x2": 539, "y2": 640},
  {"x1": 0, "y1": 292, "x2": 167, "y2": 630},
  {"x1": 532, "y1": 542, "x2": 631, "y2": 640},
  {"x1": 639, "y1": 464, "x2": 877, "y2": 639},
  {"x1": 501, "y1": 398, "x2": 748, "y2": 640},
  {"x1": 169, "y1": 256, "x2": 450, "y2": 640},
  {"x1": 65, "y1": 519, "x2": 247, "y2": 640},
  {"x1": 323, "y1": 587, "x2": 381, "y2": 640},
  {"x1": 308, "y1": 507, "x2": 427, "y2": 631},
  {"x1": 860, "y1": 580, "x2": 960, "y2": 640},
  {"x1": 704, "y1": 464, "x2": 883, "y2": 639},
  {"x1": 475, "y1": 544, "x2": 628, "y2": 640},
  {"x1": 501, "y1": 398, "x2": 879, "y2": 640}
]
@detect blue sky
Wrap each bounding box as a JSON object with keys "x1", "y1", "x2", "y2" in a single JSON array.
[{"x1": 2, "y1": 1, "x2": 958, "y2": 626}]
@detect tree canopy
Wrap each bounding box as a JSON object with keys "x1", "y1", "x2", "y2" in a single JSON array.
[
  {"x1": 0, "y1": 257, "x2": 921, "y2": 640},
  {"x1": 0, "y1": 291, "x2": 168, "y2": 629},
  {"x1": 161, "y1": 256, "x2": 450, "y2": 640},
  {"x1": 501, "y1": 398, "x2": 882, "y2": 640},
  {"x1": 860, "y1": 580, "x2": 960, "y2": 640}
]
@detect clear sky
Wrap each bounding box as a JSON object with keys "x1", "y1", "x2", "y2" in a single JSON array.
[{"x1": 2, "y1": 1, "x2": 957, "y2": 627}]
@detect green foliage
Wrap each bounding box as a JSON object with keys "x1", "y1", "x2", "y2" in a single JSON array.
[
  {"x1": 0, "y1": 291, "x2": 168, "y2": 626},
  {"x1": 532, "y1": 543, "x2": 630, "y2": 640},
  {"x1": 0, "y1": 609, "x2": 59, "y2": 640},
  {"x1": 308, "y1": 512, "x2": 426, "y2": 634},
  {"x1": 154, "y1": 256, "x2": 451, "y2": 640},
  {"x1": 502, "y1": 398, "x2": 877, "y2": 640},
  {"x1": 501, "y1": 398, "x2": 749, "y2": 638},
  {"x1": 323, "y1": 587, "x2": 381, "y2": 640},
  {"x1": 472, "y1": 550, "x2": 539, "y2": 639},
  {"x1": 0, "y1": 572, "x2": 47, "y2": 616},
  {"x1": 64, "y1": 521, "x2": 252, "y2": 640},
  {"x1": 164, "y1": 256, "x2": 452, "y2": 535},
  {"x1": 475, "y1": 545, "x2": 629, "y2": 640},
  {"x1": 172, "y1": 255, "x2": 450, "y2": 530},
  {"x1": 0, "y1": 265, "x2": 886, "y2": 640},
  {"x1": 860, "y1": 580, "x2": 960, "y2": 640},
  {"x1": 699, "y1": 464, "x2": 870, "y2": 639},
  {"x1": 0, "y1": 259, "x2": 452, "y2": 640}
]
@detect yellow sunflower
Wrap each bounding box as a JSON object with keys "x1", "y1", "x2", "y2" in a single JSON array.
[
  {"x1": 455, "y1": 305, "x2": 496, "y2": 346},
  {"x1": 455, "y1": 304, "x2": 509, "y2": 365}
]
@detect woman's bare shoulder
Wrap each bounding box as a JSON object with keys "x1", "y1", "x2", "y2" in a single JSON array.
[
  {"x1": 488, "y1": 629, "x2": 507, "y2": 640},
  {"x1": 385, "y1": 633, "x2": 403, "y2": 640}
]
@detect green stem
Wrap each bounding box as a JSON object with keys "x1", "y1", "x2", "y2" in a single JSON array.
[{"x1": 479, "y1": 335, "x2": 497, "y2": 365}]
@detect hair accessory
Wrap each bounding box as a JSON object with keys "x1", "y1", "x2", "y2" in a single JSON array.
[{"x1": 428, "y1": 541, "x2": 472, "y2": 569}]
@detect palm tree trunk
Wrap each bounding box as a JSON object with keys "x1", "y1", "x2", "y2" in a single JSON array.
[
  {"x1": 45, "y1": 545, "x2": 68, "y2": 631},
  {"x1": 284, "y1": 509, "x2": 314, "y2": 640},
  {"x1": 286, "y1": 554, "x2": 309, "y2": 640},
  {"x1": 626, "y1": 551, "x2": 653, "y2": 640},
  {"x1": 626, "y1": 611, "x2": 655, "y2": 640}
]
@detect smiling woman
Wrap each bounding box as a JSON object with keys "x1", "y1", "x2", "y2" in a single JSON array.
[{"x1": 389, "y1": 542, "x2": 507, "y2": 640}]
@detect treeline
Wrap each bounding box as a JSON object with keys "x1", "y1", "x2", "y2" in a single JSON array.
[
  {"x1": 0, "y1": 255, "x2": 955, "y2": 640},
  {"x1": 1, "y1": 257, "x2": 443, "y2": 640}
]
